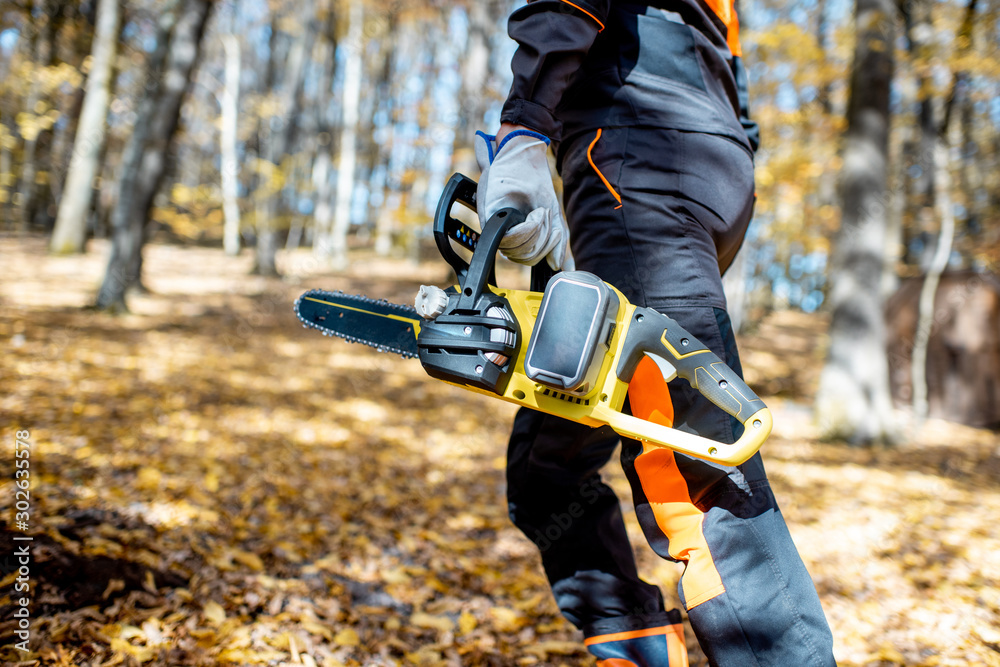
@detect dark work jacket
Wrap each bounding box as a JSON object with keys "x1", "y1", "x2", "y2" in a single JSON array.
[{"x1": 499, "y1": 0, "x2": 760, "y2": 155}]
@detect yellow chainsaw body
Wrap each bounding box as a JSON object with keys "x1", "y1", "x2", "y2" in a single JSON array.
[{"x1": 439, "y1": 284, "x2": 771, "y2": 466}]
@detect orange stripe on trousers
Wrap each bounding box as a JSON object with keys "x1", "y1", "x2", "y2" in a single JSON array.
[
  {"x1": 634, "y1": 445, "x2": 725, "y2": 608},
  {"x1": 627, "y1": 357, "x2": 724, "y2": 609}
]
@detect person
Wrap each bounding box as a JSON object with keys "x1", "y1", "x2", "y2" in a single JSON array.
[{"x1": 472, "y1": 1, "x2": 838, "y2": 665}]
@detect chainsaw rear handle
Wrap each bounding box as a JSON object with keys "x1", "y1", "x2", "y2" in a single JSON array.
[
  {"x1": 434, "y1": 172, "x2": 555, "y2": 295},
  {"x1": 614, "y1": 307, "x2": 772, "y2": 458}
]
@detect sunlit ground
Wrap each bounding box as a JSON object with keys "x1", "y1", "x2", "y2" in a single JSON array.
[{"x1": 1, "y1": 233, "x2": 998, "y2": 666}]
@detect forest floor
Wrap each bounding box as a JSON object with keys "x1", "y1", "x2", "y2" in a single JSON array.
[{"x1": 1, "y1": 232, "x2": 999, "y2": 667}]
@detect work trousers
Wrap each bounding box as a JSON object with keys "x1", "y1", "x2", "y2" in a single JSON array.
[{"x1": 505, "y1": 127, "x2": 836, "y2": 666}]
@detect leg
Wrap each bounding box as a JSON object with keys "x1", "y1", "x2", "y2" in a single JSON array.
[
  {"x1": 506, "y1": 409, "x2": 689, "y2": 665},
  {"x1": 619, "y1": 317, "x2": 835, "y2": 666},
  {"x1": 506, "y1": 408, "x2": 664, "y2": 628},
  {"x1": 561, "y1": 126, "x2": 836, "y2": 666}
]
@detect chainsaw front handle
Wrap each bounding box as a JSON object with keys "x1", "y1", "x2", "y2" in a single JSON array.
[
  {"x1": 594, "y1": 403, "x2": 772, "y2": 465},
  {"x1": 611, "y1": 306, "x2": 772, "y2": 463}
]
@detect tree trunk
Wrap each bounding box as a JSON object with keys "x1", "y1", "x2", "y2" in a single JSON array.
[
  {"x1": 0, "y1": 124, "x2": 13, "y2": 227},
  {"x1": 95, "y1": 0, "x2": 213, "y2": 312},
  {"x1": 814, "y1": 0, "x2": 832, "y2": 114},
  {"x1": 911, "y1": 139, "x2": 955, "y2": 423},
  {"x1": 958, "y1": 90, "x2": 981, "y2": 230},
  {"x1": 884, "y1": 0, "x2": 918, "y2": 294},
  {"x1": 48, "y1": 86, "x2": 86, "y2": 205},
  {"x1": 448, "y1": 0, "x2": 500, "y2": 180},
  {"x1": 327, "y1": 0, "x2": 363, "y2": 269},
  {"x1": 815, "y1": 0, "x2": 898, "y2": 444},
  {"x1": 46, "y1": 2, "x2": 93, "y2": 207},
  {"x1": 96, "y1": 11, "x2": 177, "y2": 311},
  {"x1": 371, "y1": 14, "x2": 398, "y2": 257},
  {"x1": 883, "y1": 129, "x2": 905, "y2": 298},
  {"x1": 221, "y1": 34, "x2": 242, "y2": 256},
  {"x1": 50, "y1": 0, "x2": 121, "y2": 255},
  {"x1": 311, "y1": 143, "x2": 333, "y2": 252},
  {"x1": 309, "y1": 32, "x2": 337, "y2": 258},
  {"x1": 252, "y1": 5, "x2": 315, "y2": 276},
  {"x1": 939, "y1": 0, "x2": 978, "y2": 140},
  {"x1": 19, "y1": 0, "x2": 58, "y2": 231},
  {"x1": 910, "y1": 0, "x2": 935, "y2": 214},
  {"x1": 912, "y1": 0, "x2": 977, "y2": 424}
]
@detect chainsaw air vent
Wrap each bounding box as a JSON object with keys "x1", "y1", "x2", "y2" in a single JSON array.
[{"x1": 538, "y1": 387, "x2": 592, "y2": 406}]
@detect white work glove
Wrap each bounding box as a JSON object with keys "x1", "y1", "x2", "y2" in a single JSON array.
[{"x1": 474, "y1": 130, "x2": 574, "y2": 271}]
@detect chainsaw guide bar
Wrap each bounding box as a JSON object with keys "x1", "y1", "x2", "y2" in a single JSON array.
[{"x1": 295, "y1": 289, "x2": 422, "y2": 359}]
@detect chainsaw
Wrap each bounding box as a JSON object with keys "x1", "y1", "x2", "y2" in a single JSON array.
[{"x1": 295, "y1": 173, "x2": 772, "y2": 465}]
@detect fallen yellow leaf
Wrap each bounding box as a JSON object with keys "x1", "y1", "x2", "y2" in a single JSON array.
[
  {"x1": 141, "y1": 618, "x2": 165, "y2": 646},
  {"x1": 489, "y1": 606, "x2": 526, "y2": 633},
  {"x1": 204, "y1": 471, "x2": 219, "y2": 492},
  {"x1": 458, "y1": 611, "x2": 477, "y2": 635},
  {"x1": 299, "y1": 618, "x2": 334, "y2": 642},
  {"x1": 232, "y1": 549, "x2": 265, "y2": 571},
  {"x1": 334, "y1": 627, "x2": 360, "y2": 647},
  {"x1": 136, "y1": 467, "x2": 161, "y2": 491},
  {"x1": 110, "y1": 637, "x2": 155, "y2": 663},
  {"x1": 203, "y1": 600, "x2": 226, "y2": 626},
  {"x1": 410, "y1": 612, "x2": 454, "y2": 633},
  {"x1": 380, "y1": 567, "x2": 410, "y2": 584},
  {"x1": 216, "y1": 647, "x2": 283, "y2": 663},
  {"x1": 522, "y1": 640, "x2": 583, "y2": 658}
]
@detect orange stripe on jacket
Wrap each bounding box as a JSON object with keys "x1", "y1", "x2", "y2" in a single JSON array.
[
  {"x1": 633, "y1": 444, "x2": 726, "y2": 609},
  {"x1": 700, "y1": 0, "x2": 742, "y2": 57},
  {"x1": 558, "y1": 0, "x2": 605, "y2": 31}
]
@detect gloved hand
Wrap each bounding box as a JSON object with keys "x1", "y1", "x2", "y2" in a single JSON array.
[{"x1": 474, "y1": 129, "x2": 574, "y2": 271}]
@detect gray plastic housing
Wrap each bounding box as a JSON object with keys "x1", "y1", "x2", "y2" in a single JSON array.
[{"x1": 524, "y1": 271, "x2": 619, "y2": 396}]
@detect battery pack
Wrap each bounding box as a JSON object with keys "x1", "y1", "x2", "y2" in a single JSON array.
[{"x1": 524, "y1": 271, "x2": 620, "y2": 396}]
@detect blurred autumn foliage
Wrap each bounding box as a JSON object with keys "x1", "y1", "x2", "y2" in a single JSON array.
[
  {"x1": 1, "y1": 0, "x2": 999, "y2": 446},
  {"x1": 2, "y1": 235, "x2": 999, "y2": 666},
  {"x1": 1, "y1": 0, "x2": 999, "y2": 662}
]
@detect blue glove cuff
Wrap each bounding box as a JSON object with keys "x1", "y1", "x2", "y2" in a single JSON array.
[
  {"x1": 476, "y1": 129, "x2": 551, "y2": 165},
  {"x1": 497, "y1": 129, "x2": 550, "y2": 156},
  {"x1": 475, "y1": 130, "x2": 497, "y2": 163}
]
